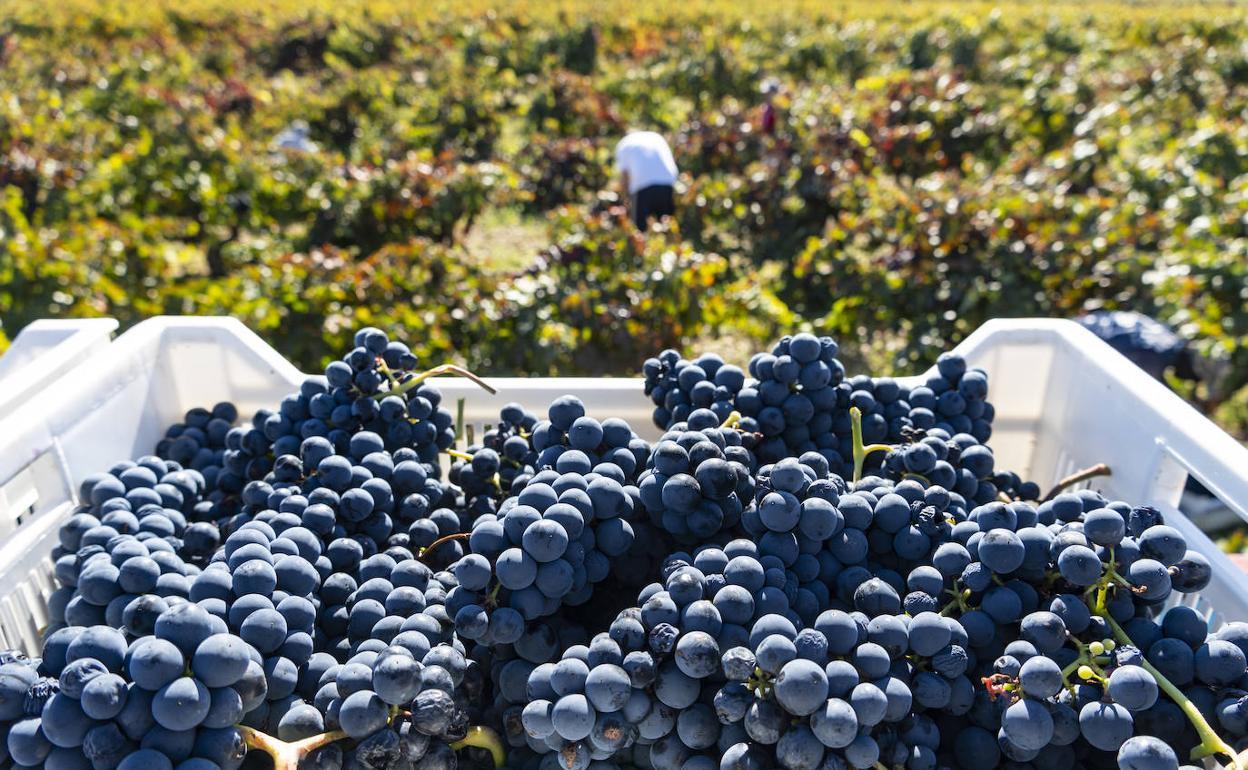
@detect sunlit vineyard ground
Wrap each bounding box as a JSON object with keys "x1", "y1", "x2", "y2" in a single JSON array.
[{"x1": 2, "y1": 0, "x2": 1247, "y2": 435}]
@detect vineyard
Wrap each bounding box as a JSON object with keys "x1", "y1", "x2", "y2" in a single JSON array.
[
  {"x1": 1, "y1": 1, "x2": 1247, "y2": 432},
  {"x1": 7, "y1": 5, "x2": 1248, "y2": 770}
]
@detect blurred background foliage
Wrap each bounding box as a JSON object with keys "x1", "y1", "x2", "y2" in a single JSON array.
[{"x1": 1, "y1": 0, "x2": 1247, "y2": 437}]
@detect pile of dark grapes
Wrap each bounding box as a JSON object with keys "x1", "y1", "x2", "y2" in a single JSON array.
[
  {"x1": 878, "y1": 352, "x2": 993, "y2": 445},
  {"x1": 3, "y1": 326, "x2": 1242, "y2": 770},
  {"x1": 446, "y1": 396, "x2": 656, "y2": 643}
]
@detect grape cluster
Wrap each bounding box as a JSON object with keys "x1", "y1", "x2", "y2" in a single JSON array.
[
  {"x1": 216, "y1": 327, "x2": 457, "y2": 508},
  {"x1": 449, "y1": 457, "x2": 644, "y2": 636},
  {"x1": 735, "y1": 333, "x2": 847, "y2": 467},
  {"x1": 4, "y1": 400, "x2": 488, "y2": 768},
  {"x1": 856, "y1": 356, "x2": 1044, "y2": 503},
  {"x1": 526, "y1": 396, "x2": 651, "y2": 485},
  {"x1": 641, "y1": 340, "x2": 1045, "y2": 504},
  {"x1": 517, "y1": 543, "x2": 769, "y2": 768},
  {"x1": 449, "y1": 403, "x2": 541, "y2": 518},
  {"x1": 882, "y1": 353, "x2": 994, "y2": 445},
  {"x1": 636, "y1": 412, "x2": 758, "y2": 545},
  {"x1": 927, "y1": 491, "x2": 1235, "y2": 770},
  {"x1": 50, "y1": 456, "x2": 221, "y2": 631},
  {"x1": 879, "y1": 425, "x2": 1041, "y2": 507},
  {"x1": 512, "y1": 544, "x2": 973, "y2": 770},
  {"x1": 450, "y1": 397, "x2": 650, "y2": 534},
  {"x1": 7, "y1": 492, "x2": 481, "y2": 770},
  {"x1": 2, "y1": 616, "x2": 253, "y2": 770},
  {"x1": 154, "y1": 402, "x2": 239, "y2": 491},
  {"x1": 220, "y1": 428, "x2": 466, "y2": 573},
  {"x1": 736, "y1": 456, "x2": 849, "y2": 625},
  {"x1": 643, "y1": 350, "x2": 747, "y2": 430}
]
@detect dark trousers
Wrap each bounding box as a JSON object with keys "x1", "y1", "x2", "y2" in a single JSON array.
[{"x1": 631, "y1": 184, "x2": 675, "y2": 228}]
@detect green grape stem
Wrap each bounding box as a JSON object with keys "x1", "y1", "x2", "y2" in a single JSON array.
[
  {"x1": 484, "y1": 581, "x2": 503, "y2": 609},
  {"x1": 1085, "y1": 578, "x2": 1242, "y2": 768},
  {"x1": 374, "y1": 363, "x2": 497, "y2": 400},
  {"x1": 451, "y1": 726, "x2": 507, "y2": 768},
  {"x1": 377, "y1": 361, "x2": 402, "y2": 388},
  {"x1": 1058, "y1": 635, "x2": 1113, "y2": 689},
  {"x1": 747, "y1": 667, "x2": 774, "y2": 697},
  {"x1": 849, "y1": 406, "x2": 893, "y2": 484},
  {"x1": 1060, "y1": 655, "x2": 1082, "y2": 684},
  {"x1": 939, "y1": 586, "x2": 971, "y2": 617}
]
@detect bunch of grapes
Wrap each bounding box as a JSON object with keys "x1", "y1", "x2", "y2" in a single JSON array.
[
  {"x1": 526, "y1": 396, "x2": 651, "y2": 485},
  {"x1": 50, "y1": 456, "x2": 221, "y2": 633},
  {"x1": 879, "y1": 424, "x2": 1040, "y2": 506},
  {"x1": 635, "y1": 409, "x2": 758, "y2": 545},
  {"x1": 736, "y1": 333, "x2": 848, "y2": 467},
  {"x1": 7, "y1": 418, "x2": 494, "y2": 769},
  {"x1": 640, "y1": 340, "x2": 1027, "y2": 501},
  {"x1": 450, "y1": 397, "x2": 649, "y2": 529},
  {"x1": 643, "y1": 350, "x2": 747, "y2": 430},
  {"x1": 831, "y1": 475, "x2": 969, "y2": 577},
  {"x1": 154, "y1": 402, "x2": 239, "y2": 492},
  {"x1": 220, "y1": 428, "x2": 469, "y2": 572},
  {"x1": 214, "y1": 327, "x2": 461, "y2": 512},
  {"x1": 842, "y1": 353, "x2": 995, "y2": 452},
  {"x1": 516, "y1": 544, "x2": 770, "y2": 768},
  {"x1": 734, "y1": 456, "x2": 851, "y2": 625},
  {"x1": 1, "y1": 616, "x2": 253, "y2": 770},
  {"x1": 910, "y1": 353, "x2": 995, "y2": 444},
  {"x1": 448, "y1": 465, "x2": 641, "y2": 640},
  {"x1": 449, "y1": 403, "x2": 541, "y2": 518},
  {"x1": 924, "y1": 491, "x2": 1235, "y2": 770},
  {"x1": 510, "y1": 544, "x2": 966, "y2": 770},
  {"x1": 7, "y1": 503, "x2": 484, "y2": 770}
]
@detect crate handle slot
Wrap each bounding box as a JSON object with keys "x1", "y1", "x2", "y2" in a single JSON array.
[{"x1": 1152, "y1": 439, "x2": 1248, "y2": 528}]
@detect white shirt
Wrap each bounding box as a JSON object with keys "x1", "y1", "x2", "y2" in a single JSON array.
[{"x1": 614, "y1": 132, "x2": 678, "y2": 194}]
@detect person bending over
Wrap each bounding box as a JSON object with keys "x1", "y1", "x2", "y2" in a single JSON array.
[{"x1": 614, "y1": 130, "x2": 677, "y2": 229}]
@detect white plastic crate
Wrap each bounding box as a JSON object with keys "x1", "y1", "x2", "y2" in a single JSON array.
[
  {"x1": 0, "y1": 317, "x2": 303, "y2": 653},
  {"x1": 1, "y1": 316, "x2": 1247, "y2": 658},
  {"x1": 0, "y1": 318, "x2": 117, "y2": 414},
  {"x1": 0, "y1": 318, "x2": 117, "y2": 384},
  {"x1": 0, "y1": 318, "x2": 118, "y2": 540},
  {"x1": 0, "y1": 315, "x2": 119, "y2": 419}
]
